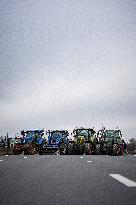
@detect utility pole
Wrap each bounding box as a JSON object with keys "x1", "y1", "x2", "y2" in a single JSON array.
[{"x1": 7, "y1": 132, "x2": 10, "y2": 148}]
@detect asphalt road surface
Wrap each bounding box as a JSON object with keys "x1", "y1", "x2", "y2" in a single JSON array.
[{"x1": 0, "y1": 155, "x2": 136, "y2": 205}]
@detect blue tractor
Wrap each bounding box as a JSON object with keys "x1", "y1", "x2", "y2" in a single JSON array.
[
  {"x1": 39, "y1": 130, "x2": 69, "y2": 155},
  {"x1": 21, "y1": 129, "x2": 44, "y2": 155}
]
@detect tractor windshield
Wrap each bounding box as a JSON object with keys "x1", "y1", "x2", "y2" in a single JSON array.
[
  {"x1": 51, "y1": 132, "x2": 62, "y2": 140},
  {"x1": 105, "y1": 130, "x2": 115, "y2": 138},
  {"x1": 26, "y1": 131, "x2": 35, "y2": 138},
  {"x1": 15, "y1": 139, "x2": 22, "y2": 144},
  {"x1": 25, "y1": 130, "x2": 43, "y2": 139},
  {"x1": 76, "y1": 129, "x2": 89, "y2": 138},
  {"x1": 114, "y1": 131, "x2": 122, "y2": 139}
]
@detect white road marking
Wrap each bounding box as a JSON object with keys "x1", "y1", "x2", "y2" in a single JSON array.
[
  {"x1": 109, "y1": 174, "x2": 136, "y2": 187},
  {"x1": 134, "y1": 155, "x2": 136, "y2": 156},
  {"x1": 5, "y1": 155, "x2": 8, "y2": 157},
  {"x1": 24, "y1": 156, "x2": 27, "y2": 159},
  {"x1": 0, "y1": 159, "x2": 3, "y2": 162},
  {"x1": 87, "y1": 161, "x2": 92, "y2": 163},
  {"x1": 80, "y1": 157, "x2": 83, "y2": 159}
]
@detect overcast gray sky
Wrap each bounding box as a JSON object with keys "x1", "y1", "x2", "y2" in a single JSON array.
[{"x1": 0, "y1": 0, "x2": 136, "y2": 140}]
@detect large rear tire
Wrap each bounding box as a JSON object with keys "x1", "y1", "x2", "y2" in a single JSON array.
[
  {"x1": 95, "y1": 144, "x2": 101, "y2": 155},
  {"x1": 59, "y1": 143, "x2": 67, "y2": 155},
  {"x1": 23, "y1": 145, "x2": 29, "y2": 155},
  {"x1": 66, "y1": 143, "x2": 73, "y2": 155},
  {"x1": 85, "y1": 143, "x2": 92, "y2": 155},
  {"x1": 118, "y1": 144, "x2": 124, "y2": 156},
  {"x1": 113, "y1": 144, "x2": 118, "y2": 156},
  {"x1": 77, "y1": 144, "x2": 84, "y2": 155},
  {"x1": 39, "y1": 151, "x2": 43, "y2": 155}
]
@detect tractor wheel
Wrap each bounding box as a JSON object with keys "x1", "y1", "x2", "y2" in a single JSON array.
[
  {"x1": 13, "y1": 149, "x2": 17, "y2": 155},
  {"x1": 31, "y1": 148, "x2": 35, "y2": 155},
  {"x1": 118, "y1": 144, "x2": 124, "y2": 156},
  {"x1": 113, "y1": 144, "x2": 118, "y2": 156},
  {"x1": 38, "y1": 147, "x2": 43, "y2": 155},
  {"x1": 59, "y1": 144, "x2": 67, "y2": 155},
  {"x1": 39, "y1": 151, "x2": 43, "y2": 155},
  {"x1": 107, "y1": 147, "x2": 113, "y2": 156},
  {"x1": 77, "y1": 144, "x2": 84, "y2": 155},
  {"x1": 30, "y1": 144, "x2": 37, "y2": 155},
  {"x1": 24, "y1": 147, "x2": 29, "y2": 155},
  {"x1": 95, "y1": 144, "x2": 101, "y2": 155},
  {"x1": 85, "y1": 143, "x2": 92, "y2": 155},
  {"x1": 66, "y1": 143, "x2": 73, "y2": 155}
]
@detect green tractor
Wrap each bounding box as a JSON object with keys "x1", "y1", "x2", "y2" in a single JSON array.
[
  {"x1": 98, "y1": 129, "x2": 125, "y2": 156},
  {"x1": 72, "y1": 127, "x2": 97, "y2": 155}
]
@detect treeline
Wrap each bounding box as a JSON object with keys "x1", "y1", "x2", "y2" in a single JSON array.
[{"x1": 127, "y1": 138, "x2": 136, "y2": 154}]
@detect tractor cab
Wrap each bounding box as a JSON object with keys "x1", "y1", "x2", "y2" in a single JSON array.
[
  {"x1": 113, "y1": 130, "x2": 123, "y2": 144},
  {"x1": 22, "y1": 130, "x2": 44, "y2": 144},
  {"x1": 39, "y1": 130, "x2": 69, "y2": 155},
  {"x1": 48, "y1": 131, "x2": 61, "y2": 144},
  {"x1": 73, "y1": 128, "x2": 96, "y2": 143},
  {"x1": 104, "y1": 130, "x2": 122, "y2": 143},
  {"x1": 48, "y1": 130, "x2": 68, "y2": 145}
]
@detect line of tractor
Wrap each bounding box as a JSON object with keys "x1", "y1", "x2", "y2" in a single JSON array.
[{"x1": 4, "y1": 127, "x2": 127, "y2": 156}]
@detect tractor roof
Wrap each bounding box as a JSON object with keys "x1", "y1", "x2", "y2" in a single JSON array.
[
  {"x1": 24, "y1": 130, "x2": 44, "y2": 133},
  {"x1": 51, "y1": 130, "x2": 68, "y2": 134},
  {"x1": 74, "y1": 128, "x2": 95, "y2": 132},
  {"x1": 105, "y1": 129, "x2": 121, "y2": 132}
]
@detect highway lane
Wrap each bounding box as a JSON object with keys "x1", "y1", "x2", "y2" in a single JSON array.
[{"x1": 0, "y1": 155, "x2": 136, "y2": 205}]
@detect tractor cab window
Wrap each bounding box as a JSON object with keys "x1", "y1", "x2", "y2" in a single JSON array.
[
  {"x1": 15, "y1": 139, "x2": 21, "y2": 144},
  {"x1": 26, "y1": 132, "x2": 34, "y2": 138},
  {"x1": 51, "y1": 132, "x2": 62, "y2": 139},
  {"x1": 76, "y1": 129, "x2": 89, "y2": 139},
  {"x1": 114, "y1": 130, "x2": 122, "y2": 138},
  {"x1": 105, "y1": 130, "x2": 115, "y2": 138},
  {"x1": 88, "y1": 130, "x2": 95, "y2": 136}
]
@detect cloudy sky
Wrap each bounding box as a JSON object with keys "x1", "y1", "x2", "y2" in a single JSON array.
[{"x1": 0, "y1": 0, "x2": 136, "y2": 140}]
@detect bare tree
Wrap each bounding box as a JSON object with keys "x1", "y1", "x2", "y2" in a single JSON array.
[{"x1": 127, "y1": 138, "x2": 136, "y2": 154}]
